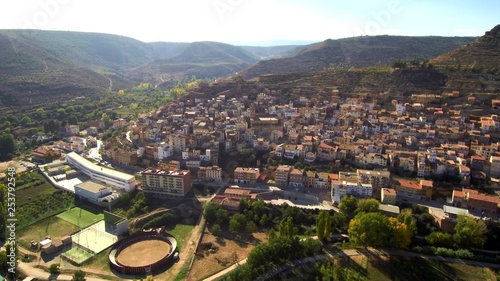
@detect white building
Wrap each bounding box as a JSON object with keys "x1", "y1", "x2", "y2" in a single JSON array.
[
  {"x1": 66, "y1": 152, "x2": 137, "y2": 192},
  {"x1": 74, "y1": 181, "x2": 120, "y2": 206},
  {"x1": 331, "y1": 181, "x2": 373, "y2": 205},
  {"x1": 158, "y1": 142, "x2": 173, "y2": 160}
]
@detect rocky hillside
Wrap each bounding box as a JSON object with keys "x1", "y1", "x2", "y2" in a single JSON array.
[{"x1": 430, "y1": 25, "x2": 500, "y2": 72}]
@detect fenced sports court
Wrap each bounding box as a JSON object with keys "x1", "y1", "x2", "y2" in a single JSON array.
[
  {"x1": 57, "y1": 206, "x2": 104, "y2": 229},
  {"x1": 62, "y1": 245, "x2": 94, "y2": 265},
  {"x1": 71, "y1": 220, "x2": 118, "y2": 254}
]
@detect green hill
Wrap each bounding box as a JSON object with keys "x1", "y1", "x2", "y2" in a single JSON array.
[
  {"x1": 240, "y1": 35, "x2": 477, "y2": 79},
  {"x1": 127, "y1": 41, "x2": 259, "y2": 84}
]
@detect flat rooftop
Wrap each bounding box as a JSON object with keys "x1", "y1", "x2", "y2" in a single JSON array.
[{"x1": 75, "y1": 180, "x2": 109, "y2": 193}]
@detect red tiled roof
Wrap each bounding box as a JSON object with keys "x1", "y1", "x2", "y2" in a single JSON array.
[
  {"x1": 329, "y1": 174, "x2": 339, "y2": 180},
  {"x1": 383, "y1": 188, "x2": 397, "y2": 195},
  {"x1": 453, "y1": 190, "x2": 464, "y2": 198},
  {"x1": 468, "y1": 192, "x2": 499, "y2": 204},
  {"x1": 395, "y1": 179, "x2": 421, "y2": 190}
]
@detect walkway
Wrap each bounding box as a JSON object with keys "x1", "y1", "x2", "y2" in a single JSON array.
[
  {"x1": 17, "y1": 262, "x2": 110, "y2": 281},
  {"x1": 202, "y1": 258, "x2": 247, "y2": 281}
]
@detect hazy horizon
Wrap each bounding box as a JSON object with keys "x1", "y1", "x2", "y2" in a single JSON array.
[{"x1": 0, "y1": 0, "x2": 498, "y2": 46}]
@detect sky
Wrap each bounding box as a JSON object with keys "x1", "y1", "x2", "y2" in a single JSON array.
[{"x1": 0, "y1": 0, "x2": 499, "y2": 46}]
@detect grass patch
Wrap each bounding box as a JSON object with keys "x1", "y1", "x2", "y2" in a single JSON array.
[
  {"x1": 81, "y1": 247, "x2": 112, "y2": 272},
  {"x1": 17, "y1": 216, "x2": 79, "y2": 251},
  {"x1": 173, "y1": 267, "x2": 188, "y2": 281},
  {"x1": 57, "y1": 206, "x2": 104, "y2": 228},
  {"x1": 16, "y1": 178, "x2": 59, "y2": 206},
  {"x1": 166, "y1": 224, "x2": 195, "y2": 252}
]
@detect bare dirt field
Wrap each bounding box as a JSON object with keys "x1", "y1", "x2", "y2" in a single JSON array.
[
  {"x1": 116, "y1": 239, "x2": 171, "y2": 267},
  {"x1": 0, "y1": 160, "x2": 26, "y2": 178},
  {"x1": 186, "y1": 230, "x2": 268, "y2": 281}
]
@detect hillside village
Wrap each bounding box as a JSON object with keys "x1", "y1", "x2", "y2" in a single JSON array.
[
  {"x1": 2, "y1": 25, "x2": 500, "y2": 281},
  {"x1": 30, "y1": 81, "x2": 500, "y2": 221}
]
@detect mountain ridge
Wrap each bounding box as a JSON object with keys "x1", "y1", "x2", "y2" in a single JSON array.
[
  {"x1": 239, "y1": 35, "x2": 477, "y2": 79},
  {"x1": 430, "y1": 24, "x2": 500, "y2": 71}
]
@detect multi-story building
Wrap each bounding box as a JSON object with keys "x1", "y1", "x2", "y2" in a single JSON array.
[
  {"x1": 357, "y1": 169, "x2": 390, "y2": 198},
  {"x1": 198, "y1": 166, "x2": 222, "y2": 182},
  {"x1": 317, "y1": 142, "x2": 337, "y2": 161},
  {"x1": 157, "y1": 142, "x2": 173, "y2": 160},
  {"x1": 141, "y1": 167, "x2": 192, "y2": 198},
  {"x1": 331, "y1": 180, "x2": 372, "y2": 205},
  {"x1": 250, "y1": 117, "x2": 281, "y2": 135},
  {"x1": 233, "y1": 167, "x2": 260, "y2": 184},
  {"x1": 391, "y1": 178, "x2": 433, "y2": 201},
  {"x1": 381, "y1": 188, "x2": 397, "y2": 205},
  {"x1": 313, "y1": 172, "x2": 329, "y2": 189},
  {"x1": 275, "y1": 165, "x2": 293, "y2": 186},
  {"x1": 289, "y1": 168, "x2": 304, "y2": 187},
  {"x1": 417, "y1": 152, "x2": 427, "y2": 177},
  {"x1": 169, "y1": 134, "x2": 189, "y2": 153},
  {"x1": 66, "y1": 152, "x2": 137, "y2": 192},
  {"x1": 452, "y1": 188, "x2": 499, "y2": 216},
  {"x1": 104, "y1": 147, "x2": 138, "y2": 166},
  {"x1": 490, "y1": 156, "x2": 500, "y2": 178}
]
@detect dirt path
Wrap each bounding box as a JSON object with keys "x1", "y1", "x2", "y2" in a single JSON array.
[
  {"x1": 17, "y1": 261, "x2": 113, "y2": 281},
  {"x1": 107, "y1": 77, "x2": 113, "y2": 91},
  {"x1": 154, "y1": 212, "x2": 207, "y2": 280}
]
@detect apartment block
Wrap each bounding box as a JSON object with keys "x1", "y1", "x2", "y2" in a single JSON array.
[{"x1": 141, "y1": 166, "x2": 192, "y2": 198}]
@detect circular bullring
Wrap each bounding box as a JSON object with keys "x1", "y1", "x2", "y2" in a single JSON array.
[{"x1": 109, "y1": 230, "x2": 177, "y2": 275}]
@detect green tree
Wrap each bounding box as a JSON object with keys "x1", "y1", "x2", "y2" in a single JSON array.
[
  {"x1": 398, "y1": 208, "x2": 417, "y2": 236},
  {"x1": 71, "y1": 269, "x2": 86, "y2": 281},
  {"x1": 246, "y1": 221, "x2": 257, "y2": 233},
  {"x1": 20, "y1": 115, "x2": 32, "y2": 126},
  {"x1": 332, "y1": 212, "x2": 348, "y2": 233},
  {"x1": 348, "y1": 212, "x2": 392, "y2": 248},
  {"x1": 211, "y1": 224, "x2": 221, "y2": 236},
  {"x1": 316, "y1": 211, "x2": 332, "y2": 240},
  {"x1": 425, "y1": 231, "x2": 454, "y2": 248},
  {"x1": 0, "y1": 133, "x2": 16, "y2": 161},
  {"x1": 101, "y1": 114, "x2": 112, "y2": 128},
  {"x1": 204, "y1": 203, "x2": 219, "y2": 224},
  {"x1": 259, "y1": 213, "x2": 269, "y2": 226},
  {"x1": 454, "y1": 215, "x2": 487, "y2": 249},
  {"x1": 215, "y1": 208, "x2": 229, "y2": 225},
  {"x1": 35, "y1": 108, "x2": 46, "y2": 119},
  {"x1": 278, "y1": 217, "x2": 295, "y2": 239},
  {"x1": 339, "y1": 195, "x2": 357, "y2": 219},
  {"x1": 57, "y1": 108, "x2": 66, "y2": 119},
  {"x1": 229, "y1": 213, "x2": 247, "y2": 234},
  {"x1": 49, "y1": 263, "x2": 60, "y2": 274},
  {"x1": 356, "y1": 198, "x2": 380, "y2": 214},
  {"x1": 229, "y1": 218, "x2": 242, "y2": 234},
  {"x1": 68, "y1": 115, "x2": 78, "y2": 125},
  {"x1": 388, "y1": 217, "x2": 411, "y2": 249},
  {"x1": 268, "y1": 228, "x2": 277, "y2": 241}
]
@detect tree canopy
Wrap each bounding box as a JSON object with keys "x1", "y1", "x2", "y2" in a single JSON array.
[
  {"x1": 453, "y1": 215, "x2": 487, "y2": 249},
  {"x1": 339, "y1": 195, "x2": 357, "y2": 219},
  {"x1": 356, "y1": 198, "x2": 380, "y2": 214},
  {"x1": 348, "y1": 212, "x2": 411, "y2": 249}
]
